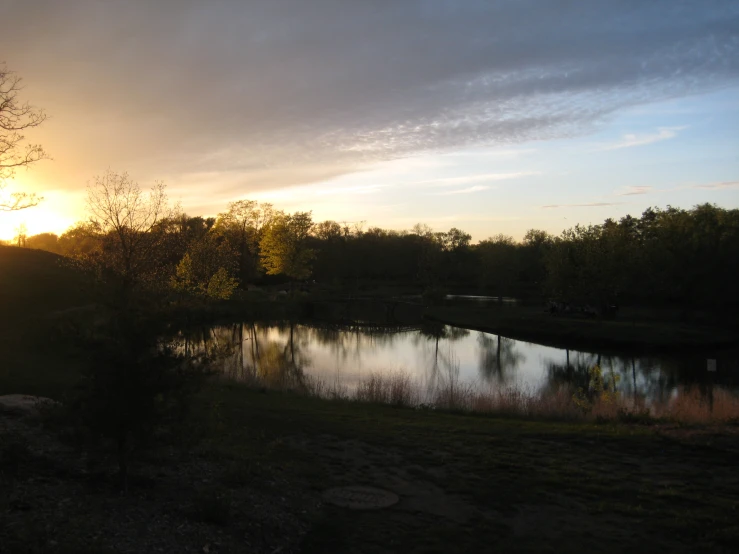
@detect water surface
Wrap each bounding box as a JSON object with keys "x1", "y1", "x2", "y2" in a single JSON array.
[{"x1": 182, "y1": 321, "x2": 738, "y2": 402}]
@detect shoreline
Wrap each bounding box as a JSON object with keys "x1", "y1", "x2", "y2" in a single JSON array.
[{"x1": 424, "y1": 305, "x2": 739, "y2": 354}]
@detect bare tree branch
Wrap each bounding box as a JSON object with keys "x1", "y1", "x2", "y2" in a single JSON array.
[
  {"x1": 86, "y1": 170, "x2": 173, "y2": 290},
  {"x1": 0, "y1": 63, "x2": 49, "y2": 210}
]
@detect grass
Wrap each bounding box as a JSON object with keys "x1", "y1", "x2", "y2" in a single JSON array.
[
  {"x1": 201, "y1": 382, "x2": 739, "y2": 553},
  {"x1": 226, "y1": 368, "x2": 739, "y2": 426}
]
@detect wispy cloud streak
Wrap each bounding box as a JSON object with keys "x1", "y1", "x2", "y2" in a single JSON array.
[
  {"x1": 412, "y1": 171, "x2": 541, "y2": 188},
  {"x1": 618, "y1": 186, "x2": 653, "y2": 196},
  {"x1": 432, "y1": 185, "x2": 491, "y2": 196},
  {"x1": 598, "y1": 127, "x2": 688, "y2": 151},
  {"x1": 693, "y1": 181, "x2": 739, "y2": 189},
  {"x1": 542, "y1": 202, "x2": 624, "y2": 209}
]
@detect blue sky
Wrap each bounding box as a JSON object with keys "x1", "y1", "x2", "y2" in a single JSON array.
[
  {"x1": 0, "y1": 0, "x2": 737, "y2": 240},
  {"x1": 243, "y1": 87, "x2": 739, "y2": 239}
]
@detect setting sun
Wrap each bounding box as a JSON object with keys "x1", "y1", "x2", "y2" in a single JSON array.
[{"x1": 0, "y1": 179, "x2": 81, "y2": 240}]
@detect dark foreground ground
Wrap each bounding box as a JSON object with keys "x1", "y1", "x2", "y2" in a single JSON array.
[
  {"x1": 4, "y1": 385, "x2": 739, "y2": 554},
  {"x1": 2, "y1": 246, "x2": 739, "y2": 552}
]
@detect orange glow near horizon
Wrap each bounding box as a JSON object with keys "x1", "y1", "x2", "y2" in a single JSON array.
[{"x1": 0, "y1": 179, "x2": 83, "y2": 241}]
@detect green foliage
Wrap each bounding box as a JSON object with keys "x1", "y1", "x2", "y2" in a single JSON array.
[
  {"x1": 214, "y1": 199, "x2": 275, "y2": 283},
  {"x1": 20, "y1": 200, "x2": 739, "y2": 314},
  {"x1": 543, "y1": 204, "x2": 739, "y2": 312},
  {"x1": 260, "y1": 211, "x2": 316, "y2": 280},
  {"x1": 206, "y1": 267, "x2": 240, "y2": 300},
  {"x1": 171, "y1": 232, "x2": 240, "y2": 299}
]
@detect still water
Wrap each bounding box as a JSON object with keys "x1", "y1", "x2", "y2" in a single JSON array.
[{"x1": 181, "y1": 321, "x2": 738, "y2": 402}]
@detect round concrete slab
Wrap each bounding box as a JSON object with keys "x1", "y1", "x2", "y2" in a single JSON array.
[{"x1": 322, "y1": 486, "x2": 399, "y2": 510}]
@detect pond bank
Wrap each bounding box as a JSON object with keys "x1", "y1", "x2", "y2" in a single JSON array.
[{"x1": 424, "y1": 304, "x2": 739, "y2": 352}]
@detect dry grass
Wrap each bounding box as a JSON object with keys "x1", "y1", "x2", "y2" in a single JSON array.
[
  {"x1": 355, "y1": 372, "x2": 418, "y2": 407},
  {"x1": 219, "y1": 364, "x2": 739, "y2": 425},
  {"x1": 652, "y1": 386, "x2": 739, "y2": 423}
]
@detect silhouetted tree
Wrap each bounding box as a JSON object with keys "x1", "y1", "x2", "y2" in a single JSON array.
[
  {"x1": 0, "y1": 64, "x2": 48, "y2": 211},
  {"x1": 86, "y1": 170, "x2": 173, "y2": 295}
]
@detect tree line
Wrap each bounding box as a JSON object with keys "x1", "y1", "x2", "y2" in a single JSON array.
[{"x1": 6, "y1": 170, "x2": 738, "y2": 314}]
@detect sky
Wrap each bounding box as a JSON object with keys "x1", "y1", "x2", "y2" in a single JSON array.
[{"x1": 1, "y1": 0, "x2": 738, "y2": 241}]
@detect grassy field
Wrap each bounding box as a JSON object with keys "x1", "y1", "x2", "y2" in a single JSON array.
[{"x1": 198, "y1": 384, "x2": 739, "y2": 553}]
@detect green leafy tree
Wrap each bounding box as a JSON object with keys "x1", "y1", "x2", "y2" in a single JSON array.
[
  {"x1": 260, "y1": 211, "x2": 316, "y2": 281},
  {"x1": 215, "y1": 200, "x2": 274, "y2": 283},
  {"x1": 171, "y1": 232, "x2": 239, "y2": 299}
]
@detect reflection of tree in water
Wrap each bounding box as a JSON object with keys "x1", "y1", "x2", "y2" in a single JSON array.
[
  {"x1": 183, "y1": 322, "x2": 311, "y2": 389},
  {"x1": 543, "y1": 350, "x2": 683, "y2": 404},
  {"x1": 254, "y1": 321, "x2": 311, "y2": 389},
  {"x1": 545, "y1": 351, "x2": 597, "y2": 392},
  {"x1": 417, "y1": 322, "x2": 469, "y2": 359},
  {"x1": 477, "y1": 332, "x2": 524, "y2": 384},
  {"x1": 416, "y1": 323, "x2": 470, "y2": 394},
  {"x1": 598, "y1": 355, "x2": 681, "y2": 404},
  {"x1": 305, "y1": 323, "x2": 407, "y2": 365}
]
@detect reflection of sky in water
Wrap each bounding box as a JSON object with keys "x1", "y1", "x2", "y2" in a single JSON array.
[{"x1": 187, "y1": 323, "x2": 738, "y2": 402}]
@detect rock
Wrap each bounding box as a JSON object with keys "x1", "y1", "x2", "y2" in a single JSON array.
[{"x1": 0, "y1": 394, "x2": 59, "y2": 417}]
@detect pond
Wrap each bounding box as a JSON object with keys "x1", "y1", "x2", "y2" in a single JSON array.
[{"x1": 180, "y1": 321, "x2": 739, "y2": 404}]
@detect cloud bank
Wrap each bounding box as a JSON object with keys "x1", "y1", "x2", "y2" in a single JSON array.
[{"x1": 1, "y1": 0, "x2": 738, "y2": 196}]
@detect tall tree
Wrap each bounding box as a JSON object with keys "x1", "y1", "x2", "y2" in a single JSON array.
[
  {"x1": 260, "y1": 211, "x2": 316, "y2": 281},
  {"x1": 86, "y1": 170, "x2": 172, "y2": 293},
  {"x1": 477, "y1": 234, "x2": 518, "y2": 301},
  {"x1": 0, "y1": 64, "x2": 48, "y2": 211},
  {"x1": 215, "y1": 199, "x2": 274, "y2": 283}
]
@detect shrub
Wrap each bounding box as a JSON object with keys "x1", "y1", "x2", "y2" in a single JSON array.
[{"x1": 68, "y1": 309, "x2": 210, "y2": 489}]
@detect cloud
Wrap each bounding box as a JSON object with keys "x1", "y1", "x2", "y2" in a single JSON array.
[
  {"x1": 432, "y1": 185, "x2": 491, "y2": 195},
  {"x1": 412, "y1": 171, "x2": 540, "y2": 188},
  {"x1": 1, "y1": 0, "x2": 737, "y2": 203},
  {"x1": 542, "y1": 202, "x2": 624, "y2": 209},
  {"x1": 618, "y1": 186, "x2": 653, "y2": 196},
  {"x1": 693, "y1": 180, "x2": 739, "y2": 189},
  {"x1": 315, "y1": 184, "x2": 388, "y2": 196},
  {"x1": 598, "y1": 126, "x2": 688, "y2": 151}
]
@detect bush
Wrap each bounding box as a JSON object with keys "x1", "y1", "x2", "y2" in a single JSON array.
[{"x1": 68, "y1": 309, "x2": 210, "y2": 488}]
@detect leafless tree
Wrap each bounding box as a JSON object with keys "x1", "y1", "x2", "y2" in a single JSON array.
[
  {"x1": 87, "y1": 170, "x2": 172, "y2": 291},
  {"x1": 0, "y1": 63, "x2": 48, "y2": 211}
]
